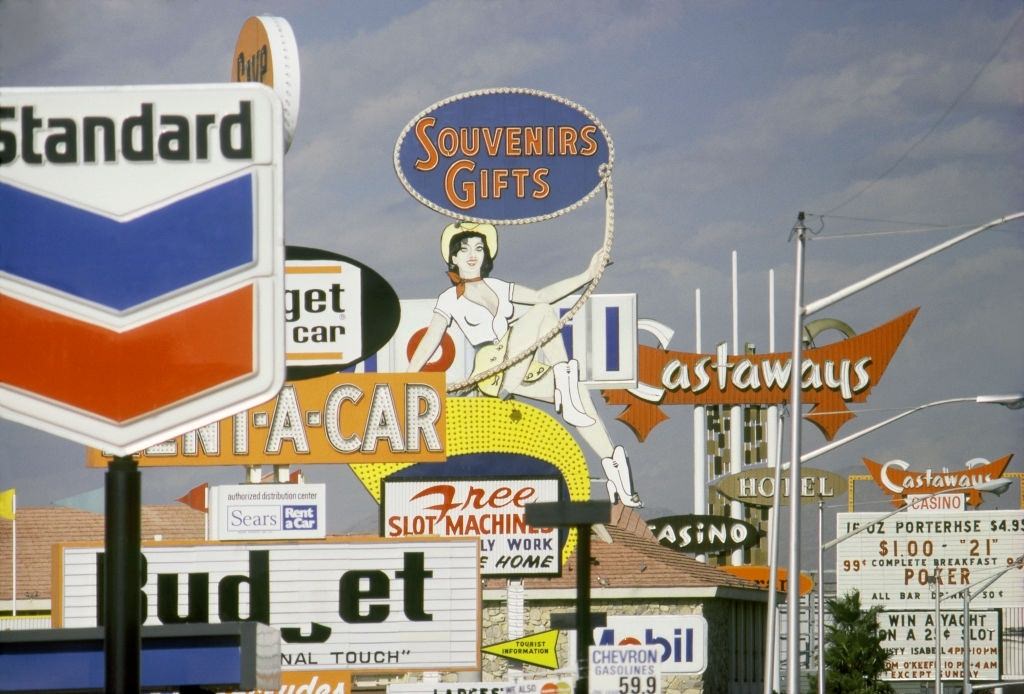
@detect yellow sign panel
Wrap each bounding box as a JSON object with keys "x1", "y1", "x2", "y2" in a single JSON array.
[
  {"x1": 85, "y1": 373, "x2": 446, "y2": 467},
  {"x1": 482, "y1": 629, "x2": 560, "y2": 669}
]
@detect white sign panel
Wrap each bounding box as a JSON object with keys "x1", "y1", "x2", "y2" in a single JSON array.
[
  {"x1": 371, "y1": 294, "x2": 636, "y2": 387},
  {"x1": 836, "y1": 510, "x2": 1024, "y2": 609},
  {"x1": 500, "y1": 680, "x2": 574, "y2": 694},
  {"x1": 592, "y1": 615, "x2": 707, "y2": 674},
  {"x1": 285, "y1": 259, "x2": 362, "y2": 367},
  {"x1": 388, "y1": 684, "x2": 508, "y2": 694},
  {"x1": 878, "y1": 610, "x2": 1000, "y2": 681},
  {"x1": 382, "y1": 478, "x2": 560, "y2": 576},
  {"x1": 58, "y1": 539, "x2": 480, "y2": 671},
  {"x1": 589, "y1": 645, "x2": 661, "y2": 694},
  {"x1": 209, "y1": 483, "x2": 326, "y2": 540}
]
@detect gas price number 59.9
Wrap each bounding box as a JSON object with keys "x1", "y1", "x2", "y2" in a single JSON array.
[{"x1": 619, "y1": 676, "x2": 658, "y2": 694}]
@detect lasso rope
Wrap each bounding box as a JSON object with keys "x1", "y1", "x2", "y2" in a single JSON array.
[{"x1": 446, "y1": 164, "x2": 615, "y2": 394}]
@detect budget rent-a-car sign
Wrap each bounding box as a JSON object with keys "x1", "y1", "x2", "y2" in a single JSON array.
[{"x1": 0, "y1": 85, "x2": 285, "y2": 454}]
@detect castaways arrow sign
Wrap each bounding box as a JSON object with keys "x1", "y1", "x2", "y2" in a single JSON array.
[
  {"x1": 863, "y1": 454, "x2": 1012, "y2": 508},
  {"x1": 394, "y1": 88, "x2": 612, "y2": 224},
  {"x1": 603, "y1": 308, "x2": 917, "y2": 441},
  {"x1": 647, "y1": 514, "x2": 761, "y2": 555}
]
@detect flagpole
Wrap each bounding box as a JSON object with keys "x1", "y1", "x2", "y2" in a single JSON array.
[{"x1": 11, "y1": 491, "x2": 15, "y2": 617}]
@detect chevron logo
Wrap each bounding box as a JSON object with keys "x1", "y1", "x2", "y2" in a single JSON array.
[{"x1": 0, "y1": 84, "x2": 285, "y2": 455}]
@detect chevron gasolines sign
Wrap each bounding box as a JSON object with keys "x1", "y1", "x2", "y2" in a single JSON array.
[{"x1": 0, "y1": 84, "x2": 285, "y2": 455}]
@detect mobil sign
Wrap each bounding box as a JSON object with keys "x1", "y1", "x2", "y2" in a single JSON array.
[
  {"x1": 0, "y1": 84, "x2": 285, "y2": 455},
  {"x1": 593, "y1": 615, "x2": 707, "y2": 674}
]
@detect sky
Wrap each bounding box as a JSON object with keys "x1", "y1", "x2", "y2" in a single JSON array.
[{"x1": 1, "y1": 0, "x2": 1022, "y2": 565}]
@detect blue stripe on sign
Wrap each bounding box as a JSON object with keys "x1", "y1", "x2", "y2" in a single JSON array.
[
  {"x1": 1, "y1": 175, "x2": 255, "y2": 311},
  {"x1": 686, "y1": 627, "x2": 693, "y2": 662},
  {"x1": 605, "y1": 306, "x2": 619, "y2": 371},
  {"x1": 559, "y1": 307, "x2": 573, "y2": 360}
]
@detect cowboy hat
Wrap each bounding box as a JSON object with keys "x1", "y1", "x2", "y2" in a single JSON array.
[{"x1": 440, "y1": 221, "x2": 498, "y2": 262}]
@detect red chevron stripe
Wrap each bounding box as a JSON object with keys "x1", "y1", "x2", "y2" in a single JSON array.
[{"x1": 0, "y1": 287, "x2": 255, "y2": 422}]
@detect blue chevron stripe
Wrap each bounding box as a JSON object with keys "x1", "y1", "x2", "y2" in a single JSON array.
[{"x1": 1, "y1": 174, "x2": 255, "y2": 311}]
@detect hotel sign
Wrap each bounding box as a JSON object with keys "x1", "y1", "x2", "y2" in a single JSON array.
[
  {"x1": 863, "y1": 455, "x2": 1012, "y2": 508},
  {"x1": 604, "y1": 308, "x2": 917, "y2": 441},
  {"x1": 712, "y1": 466, "x2": 846, "y2": 507}
]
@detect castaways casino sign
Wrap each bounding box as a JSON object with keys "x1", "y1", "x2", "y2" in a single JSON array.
[
  {"x1": 863, "y1": 455, "x2": 1013, "y2": 508},
  {"x1": 647, "y1": 514, "x2": 761, "y2": 555},
  {"x1": 604, "y1": 308, "x2": 918, "y2": 441},
  {"x1": 394, "y1": 88, "x2": 612, "y2": 224}
]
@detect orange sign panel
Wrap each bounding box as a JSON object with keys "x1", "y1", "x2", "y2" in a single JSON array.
[
  {"x1": 86, "y1": 373, "x2": 446, "y2": 467},
  {"x1": 863, "y1": 454, "x2": 1012, "y2": 508},
  {"x1": 720, "y1": 565, "x2": 814, "y2": 596},
  {"x1": 604, "y1": 308, "x2": 917, "y2": 441}
]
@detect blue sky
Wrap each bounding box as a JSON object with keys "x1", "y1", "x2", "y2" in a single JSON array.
[{"x1": 1, "y1": 1, "x2": 1022, "y2": 554}]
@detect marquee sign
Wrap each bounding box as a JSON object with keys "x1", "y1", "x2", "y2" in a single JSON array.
[
  {"x1": 712, "y1": 465, "x2": 846, "y2": 507},
  {"x1": 647, "y1": 514, "x2": 761, "y2": 554},
  {"x1": 603, "y1": 308, "x2": 917, "y2": 441},
  {"x1": 878, "y1": 609, "x2": 1000, "y2": 681},
  {"x1": 394, "y1": 88, "x2": 613, "y2": 224},
  {"x1": 85, "y1": 372, "x2": 446, "y2": 467},
  {"x1": 382, "y1": 477, "x2": 561, "y2": 577},
  {"x1": 863, "y1": 455, "x2": 1012, "y2": 508},
  {"x1": 0, "y1": 84, "x2": 285, "y2": 455},
  {"x1": 55, "y1": 538, "x2": 481, "y2": 672},
  {"x1": 835, "y1": 510, "x2": 1024, "y2": 609}
]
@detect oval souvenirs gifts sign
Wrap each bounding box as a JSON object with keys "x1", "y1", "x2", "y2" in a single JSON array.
[{"x1": 394, "y1": 88, "x2": 613, "y2": 224}]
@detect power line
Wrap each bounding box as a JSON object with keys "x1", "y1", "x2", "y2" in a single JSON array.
[{"x1": 822, "y1": 7, "x2": 1024, "y2": 215}]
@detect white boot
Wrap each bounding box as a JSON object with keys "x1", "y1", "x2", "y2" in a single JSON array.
[
  {"x1": 552, "y1": 359, "x2": 595, "y2": 427},
  {"x1": 601, "y1": 446, "x2": 642, "y2": 507}
]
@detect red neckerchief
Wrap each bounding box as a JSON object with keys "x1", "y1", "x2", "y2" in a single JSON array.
[{"x1": 447, "y1": 271, "x2": 483, "y2": 298}]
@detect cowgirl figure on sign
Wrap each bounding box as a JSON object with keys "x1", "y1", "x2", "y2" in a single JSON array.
[{"x1": 408, "y1": 221, "x2": 641, "y2": 507}]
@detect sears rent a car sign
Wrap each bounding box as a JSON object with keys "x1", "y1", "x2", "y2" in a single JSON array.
[{"x1": 0, "y1": 85, "x2": 285, "y2": 455}]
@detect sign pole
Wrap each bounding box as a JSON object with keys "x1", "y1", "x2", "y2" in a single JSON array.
[
  {"x1": 105, "y1": 455, "x2": 141, "y2": 693},
  {"x1": 524, "y1": 500, "x2": 611, "y2": 694},
  {"x1": 575, "y1": 520, "x2": 592, "y2": 694}
]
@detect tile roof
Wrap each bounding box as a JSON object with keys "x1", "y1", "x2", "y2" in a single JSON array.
[{"x1": 0, "y1": 504, "x2": 205, "y2": 601}]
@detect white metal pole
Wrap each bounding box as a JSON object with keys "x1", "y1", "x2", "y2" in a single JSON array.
[
  {"x1": 817, "y1": 500, "x2": 825, "y2": 694},
  {"x1": 730, "y1": 252, "x2": 744, "y2": 566},
  {"x1": 963, "y1": 590, "x2": 971, "y2": 694},
  {"x1": 694, "y1": 288, "x2": 707, "y2": 563},
  {"x1": 787, "y1": 213, "x2": 807, "y2": 693},
  {"x1": 934, "y1": 566, "x2": 942, "y2": 693},
  {"x1": 763, "y1": 410, "x2": 784, "y2": 694},
  {"x1": 762, "y1": 268, "x2": 778, "y2": 694}
]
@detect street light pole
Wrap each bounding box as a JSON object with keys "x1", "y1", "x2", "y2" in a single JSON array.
[
  {"x1": 786, "y1": 213, "x2": 807, "y2": 694},
  {"x1": 785, "y1": 210, "x2": 1023, "y2": 692}
]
